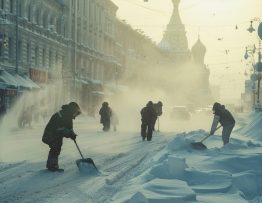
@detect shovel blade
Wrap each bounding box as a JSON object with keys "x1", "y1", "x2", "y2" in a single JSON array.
[
  {"x1": 76, "y1": 158, "x2": 98, "y2": 173},
  {"x1": 191, "y1": 142, "x2": 207, "y2": 150}
]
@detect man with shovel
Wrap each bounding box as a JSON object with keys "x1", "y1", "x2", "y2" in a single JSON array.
[
  {"x1": 210, "y1": 102, "x2": 235, "y2": 145},
  {"x1": 42, "y1": 102, "x2": 81, "y2": 172}
]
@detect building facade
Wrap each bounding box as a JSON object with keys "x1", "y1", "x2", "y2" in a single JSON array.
[
  {"x1": 0, "y1": 0, "x2": 68, "y2": 112},
  {"x1": 0, "y1": 0, "x2": 172, "y2": 116},
  {"x1": 0, "y1": 0, "x2": 68, "y2": 78},
  {"x1": 63, "y1": 0, "x2": 119, "y2": 114}
]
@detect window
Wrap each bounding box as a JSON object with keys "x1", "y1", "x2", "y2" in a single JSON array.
[
  {"x1": 9, "y1": 0, "x2": 13, "y2": 13},
  {"x1": 36, "y1": 10, "x2": 40, "y2": 25},
  {"x1": 1, "y1": 0, "x2": 5, "y2": 10},
  {"x1": 8, "y1": 37, "x2": 12, "y2": 59},
  {"x1": 27, "y1": 4, "x2": 31, "y2": 21},
  {"x1": 42, "y1": 48, "x2": 45, "y2": 66},
  {"x1": 0, "y1": 42, "x2": 3, "y2": 58},
  {"x1": 17, "y1": 40, "x2": 21, "y2": 61},
  {"x1": 56, "y1": 18, "x2": 61, "y2": 34},
  {"x1": 55, "y1": 52, "x2": 58, "y2": 64},
  {"x1": 34, "y1": 46, "x2": 38, "y2": 66},
  {"x1": 49, "y1": 51, "x2": 52, "y2": 68},
  {"x1": 43, "y1": 13, "x2": 48, "y2": 28},
  {"x1": 83, "y1": 0, "x2": 86, "y2": 16},
  {"x1": 18, "y1": 1, "x2": 22, "y2": 16},
  {"x1": 26, "y1": 43, "x2": 30, "y2": 63}
]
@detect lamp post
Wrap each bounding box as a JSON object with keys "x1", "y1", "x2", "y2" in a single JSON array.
[
  {"x1": 15, "y1": 0, "x2": 19, "y2": 74},
  {"x1": 246, "y1": 18, "x2": 262, "y2": 110}
]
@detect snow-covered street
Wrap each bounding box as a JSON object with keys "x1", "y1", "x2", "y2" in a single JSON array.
[{"x1": 1, "y1": 112, "x2": 262, "y2": 203}]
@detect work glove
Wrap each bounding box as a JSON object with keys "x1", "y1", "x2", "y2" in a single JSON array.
[{"x1": 70, "y1": 130, "x2": 78, "y2": 140}]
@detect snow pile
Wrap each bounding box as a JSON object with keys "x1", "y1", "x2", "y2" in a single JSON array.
[
  {"x1": 113, "y1": 128, "x2": 262, "y2": 203},
  {"x1": 239, "y1": 112, "x2": 262, "y2": 141},
  {"x1": 167, "y1": 130, "x2": 208, "y2": 151},
  {"x1": 1, "y1": 113, "x2": 262, "y2": 203},
  {"x1": 150, "y1": 156, "x2": 188, "y2": 179}
]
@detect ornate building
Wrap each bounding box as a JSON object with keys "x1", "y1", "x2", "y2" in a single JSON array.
[
  {"x1": 64, "y1": 0, "x2": 119, "y2": 114},
  {"x1": 0, "y1": 0, "x2": 67, "y2": 78},
  {"x1": 0, "y1": 0, "x2": 68, "y2": 111},
  {"x1": 190, "y1": 37, "x2": 212, "y2": 104},
  {"x1": 159, "y1": 0, "x2": 190, "y2": 61}
]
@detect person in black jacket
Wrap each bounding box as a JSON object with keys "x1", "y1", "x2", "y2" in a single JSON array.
[
  {"x1": 99, "y1": 102, "x2": 112, "y2": 131},
  {"x1": 141, "y1": 101, "x2": 157, "y2": 141},
  {"x1": 210, "y1": 102, "x2": 235, "y2": 145},
  {"x1": 42, "y1": 102, "x2": 81, "y2": 171}
]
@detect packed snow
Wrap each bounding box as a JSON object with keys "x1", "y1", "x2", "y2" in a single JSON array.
[{"x1": 1, "y1": 110, "x2": 262, "y2": 203}]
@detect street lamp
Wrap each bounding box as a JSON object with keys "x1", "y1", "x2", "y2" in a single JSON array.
[
  {"x1": 15, "y1": 0, "x2": 19, "y2": 74},
  {"x1": 247, "y1": 21, "x2": 256, "y2": 33},
  {"x1": 246, "y1": 18, "x2": 262, "y2": 111}
]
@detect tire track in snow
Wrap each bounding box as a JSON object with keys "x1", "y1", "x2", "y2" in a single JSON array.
[{"x1": 0, "y1": 122, "x2": 171, "y2": 203}]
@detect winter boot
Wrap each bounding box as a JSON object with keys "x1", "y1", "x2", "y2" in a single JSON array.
[{"x1": 47, "y1": 157, "x2": 64, "y2": 172}]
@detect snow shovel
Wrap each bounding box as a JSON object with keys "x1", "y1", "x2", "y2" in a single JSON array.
[
  {"x1": 191, "y1": 125, "x2": 222, "y2": 150},
  {"x1": 73, "y1": 139, "x2": 98, "y2": 172}
]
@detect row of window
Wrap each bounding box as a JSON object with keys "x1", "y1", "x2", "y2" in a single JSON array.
[
  {"x1": 0, "y1": 38, "x2": 60, "y2": 69},
  {"x1": 0, "y1": 0, "x2": 65, "y2": 36},
  {"x1": 0, "y1": 0, "x2": 13, "y2": 13}
]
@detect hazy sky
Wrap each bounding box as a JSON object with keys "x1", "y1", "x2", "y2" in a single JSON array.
[{"x1": 111, "y1": 0, "x2": 262, "y2": 103}]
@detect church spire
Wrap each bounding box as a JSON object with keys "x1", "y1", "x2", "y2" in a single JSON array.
[{"x1": 159, "y1": 0, "x2": 189, "y2": 60}]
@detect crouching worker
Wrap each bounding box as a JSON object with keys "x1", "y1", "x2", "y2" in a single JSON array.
[
  {"x1": 42, "y1": 102, "x2": 81, "y2": 171},
  {"x1": 210, "y1": 102, "x2": 235, "y2": 146}
]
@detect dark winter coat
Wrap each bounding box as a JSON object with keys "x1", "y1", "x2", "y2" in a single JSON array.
[
  {"x1": 213, "y1": 104, "x2": 235, "y2": 127},
  {"x1": 141, "y1": 105, "x2": 157, "y2": 124},
  {"x1": 42, "y1": 109, "x2": 74, "y2": 146},
  {"x1": 99, "y1": 106, "x2": 112, "y2": 124}
]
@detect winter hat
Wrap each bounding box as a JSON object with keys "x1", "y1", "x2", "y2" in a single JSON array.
[
  {"x1": 62, "y1": 102, "x2": 81, "y2": 116},
  {"x1": 68, "y1": 102, "x2": 81, "y2": 115},
  {"x1": 147, "y1": 101, "x2": 153, "y2": 107},
  {"x1": 102, "y1": 102, "x2": 109, "y2": 107},
  {"x1": 212, "y1": 102, "x2": 221, "y2": 111}
]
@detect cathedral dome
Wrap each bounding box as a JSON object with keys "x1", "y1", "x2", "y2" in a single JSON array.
[
  {"x1": 191, "y1": 38, "x2": 206, "y2": 54},
  {"x1": 158, "y1": 40, "x2": 172, "y2": 52},
  {"x1": 191, "y1": 38, "x2": 206, "y2": 64}
]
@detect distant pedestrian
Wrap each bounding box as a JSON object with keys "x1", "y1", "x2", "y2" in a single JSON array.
[
  {"x1": 210, "y1": 102, "x2": 235, "y2": 145},
  {"x1": 140, "y1": 101, "x2": 157, "y2": 141},
  {"x1": 153, "y1": 101, "x2": 163, "y2": 131},
  {"x1": 42, "y1": 102, "x2": 81, "y2": 171},
  {"x1": 99, "y1": 102, "x2": 112, "y2": 132}
]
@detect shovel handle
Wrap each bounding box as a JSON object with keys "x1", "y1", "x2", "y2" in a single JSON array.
[
  {"x1": 74, "y1": 140, "x2": 85, "y2": 159},
  {"x1": 200, "y1": 125, "x2": 222, "y2": 143}
]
